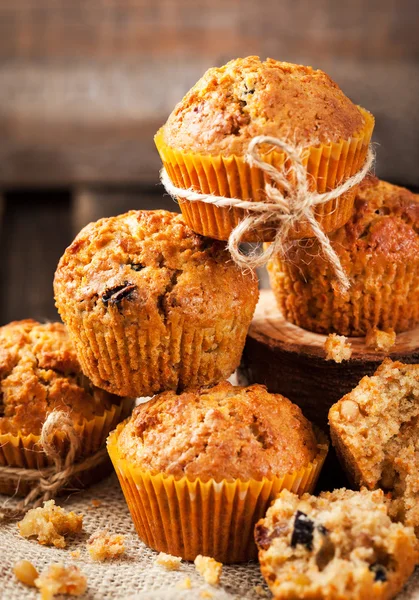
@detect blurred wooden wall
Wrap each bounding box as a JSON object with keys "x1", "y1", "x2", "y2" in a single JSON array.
[{"x1": 0, "y1": 0, "x2": 418, "y2": 189}]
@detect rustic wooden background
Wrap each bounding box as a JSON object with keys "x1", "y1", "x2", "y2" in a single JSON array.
[{"x1": 0, "y1": 0, "x2": 417, "y2": 324}]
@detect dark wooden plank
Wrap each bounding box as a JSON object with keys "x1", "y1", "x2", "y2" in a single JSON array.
[
  {"x1": 72, "y1": 186, "x2": 178, "y2": 235},
  {"x1": 0, "y1": 191, "x2": 72, "y2": 325}
]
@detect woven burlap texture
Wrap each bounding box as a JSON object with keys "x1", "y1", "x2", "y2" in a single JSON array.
[{"x1": 0, "y1": 474, "x2": 271, "y2": 600}]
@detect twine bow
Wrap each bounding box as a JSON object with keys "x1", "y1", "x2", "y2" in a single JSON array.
[
  {"x1": 161, "y1": 137, "x2": 374, "y2": 291},
  {"x1": 0, "y1": 411, "x2": 108, "y2": 518}
]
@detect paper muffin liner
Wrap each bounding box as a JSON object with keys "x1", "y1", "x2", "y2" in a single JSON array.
[
  {"x1": 155, "y1": 108, "x2": 374, "y2": 241},
  {"x1": 268, "y1": 250, "x2": 419, "y2": 336},
  {"x1": 0, "y1": 397, "x2": 133, "y2": 497},
  {"x1": 107, "y1": 424, "x2": 329, "y2": 563},
  {"x1": 64, "y1": 306, "x2": 252, "y2": 398}
]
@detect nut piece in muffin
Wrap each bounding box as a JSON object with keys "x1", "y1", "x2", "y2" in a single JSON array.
[
  {"x1": 0, "y1": 320, "x2": 130, "y2": 495},
  {"x1": 108, "y1": 381, "x2": 328, "y2": 563},
  {"x1": 54, "y1": 210, "x2": 258, "y2": 398},
  {"x1": 155, "y1": 57, "x2": 374, "y2": 241},
  {"x1": 268, "y1": 177, "x2": 419, "y2": 335},
  {"x1": 329, "y1": 359, "x2": 419, "y2": 533},
  {"x1": 18, "y1": 500, "x2": 83, "y2": 548},
  {"x1": 255, "y1": 488, "x2": 418, "y2": 600}
]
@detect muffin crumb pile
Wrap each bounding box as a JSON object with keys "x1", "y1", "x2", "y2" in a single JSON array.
[
  {"x1": 365, "y1": 327, "x2": 396, "y2": 352},
  {"x1": 34, "y1": 564, "x2": 87, "y2": 600},
  {"x1": 155, "y1": 552, "x2": 182, "y2": 571},
  {"x1": 324, "y1": 334, "x2": 352, "y2": 363},
  {"x1": 18, "y1": 500, "x2": 83, "y2": 548},
  {"x1": 194, "y1": 555, "x2": 222, "y2": 586},
  {"x1": 87, "y1": 530, "x2": 125, "y2": 561}
]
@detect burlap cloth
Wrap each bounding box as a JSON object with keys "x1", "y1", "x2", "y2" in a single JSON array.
[{"x1": 1, "y1": 473, "x2": 419, "y2": 599}]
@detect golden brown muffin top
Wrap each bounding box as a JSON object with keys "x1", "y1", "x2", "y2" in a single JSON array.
[
  {"x1": 54, "y1": 210, "x2": 258, "y2": 328},
  {"x1": 116, "y1": 381, "x2": 319, "y2": 482},
  {"x1": 0, "y1": 320, "x2": 118, "y2": 436},
  {"x1": 329, "y1": 177, "x2": 419, "y2": 259},
  {"x1": 160, "y1": 56, "x2": 366, "y2": 155}
]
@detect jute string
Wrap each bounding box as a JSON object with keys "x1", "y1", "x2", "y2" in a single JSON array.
[
  {"x1": 161, "y1": 137, "x2": 375, "y2": 291},
  {"x1": 0, "y1": 410, "x2": 108, "y2": 518}
]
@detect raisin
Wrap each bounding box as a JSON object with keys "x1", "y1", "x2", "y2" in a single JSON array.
[
  {"x1": 102, "y1": 282, "x2": 137, "y2": 308},
  {"x1": 255, "y1": 523, "x2": 289, "y2": 550},
  {"x1": 129, "y1": 263, "x2": 145, "y2": 272},
  {"x1": 369, "y1": 563, "x2": 387, "y2": 582},
  {"x1": 290, "y1": 511, "x2": 314, "y2": 550}
]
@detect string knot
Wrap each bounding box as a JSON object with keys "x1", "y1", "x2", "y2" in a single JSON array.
[{"x1": 161, "y1": 137, "x2": 375, "y2": 292}]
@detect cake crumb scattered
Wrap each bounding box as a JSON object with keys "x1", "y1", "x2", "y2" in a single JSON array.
[
  {"x1": 194, "y1": 555, "x2": 222, "y2": 586},
  {"x1": 14, "y1": 559, "x2": 39, "y2": 588},
  {"x1": 155, "y1": 552, "x2": 182, "y2": 571},
  {"x1": 87, "y1": 530, "x2": 125, "y2": 561},
  {"x1": 35, "y1": 564, "x2": 87, "y2": 599},
  {"x1": 88, "y1": 499, "x2": 102, "y2": 510},
  {"x1": 200, "y1": 591, "x2": 213, "y2": 599},
  {"x1": 365, "y1": 327, "x2": 396, "y2": 352},
  {"x1": 70, "y1": 550, "x2": 81, "y2": 560},
  {"x1": 17, "y1": 500, "x2": 83, "y2": 548},
  {"x1": 324, "y1": 333, "x2": 352, "y2": 363},
  {"x1": 254, "y1": 585, "x2": 269, "y2": 597},
  {"x1": 176, "y1": 577, "x2": 192, "y2": 590}
]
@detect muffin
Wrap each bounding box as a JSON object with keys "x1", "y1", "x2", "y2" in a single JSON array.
[
  {"x1": 107, "y1": 381, "x2": 328, "y2": 563},
  {"x1": 0, "y1": 320, "x2": 132, "y2": 496},
  {"x1": 255, "y1": 488, "x2": 418, "y2": 600},
  {"x1": 155, "y1": 56, "x2": 374, "y2": 241},
  {"x1": 54, "y1": 210, "x2": 259, "y2": 398},
  {"x1": 268, "y1": 177, "x2": 419, "y2": 335},
  {"x1": 329, "y1": 359, "x2": 419, "y2": 533}
]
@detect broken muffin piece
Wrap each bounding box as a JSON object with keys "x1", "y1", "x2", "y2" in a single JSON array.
[
  {"x1": 365, "y1": 328, "x2": 396, "y2": 353},
  {"x1": 324, "y1": 334, "x2": 352, "y2": 363},
  {"x1": 329, "y1": 359, "x2": 419, "y2": 532},
  {"x1": 255, "y1": 488, "x2": 418, "y2": 600},
  {"x1": 194, "y1": 555, "x2": 222, "y2": 586},
  {"x1": 17, "y1": 500, "x2": 83, "y2": 548}
]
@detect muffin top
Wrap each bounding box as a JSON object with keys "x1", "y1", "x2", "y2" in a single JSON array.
[
  {"x1": 0, "y1": 320, "x2": 117, "y2": 436},
  {"x1": 160, "y1": 56, "x2": 366, "y2": 155},
  {"x1": 329, "y1": 177, "x2": 419, "y2": 260},
  {"x1": 115, "y1": 381, "x2": 320, "y2": 481},
  {"x1": 54, "y1": 210, "x2": 258, "y2": 326}
]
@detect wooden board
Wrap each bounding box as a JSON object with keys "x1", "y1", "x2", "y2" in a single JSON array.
[
  {"x1": 238, "y1": 290, "x2": 419, "y2": 429},
  {"x1": 0, "y1": 0, "x2": 418, "y2": 187}
]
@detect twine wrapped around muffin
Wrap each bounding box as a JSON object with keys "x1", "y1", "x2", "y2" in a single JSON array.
[
  {"x1": 0, "y1": 411, "x2": 108, "y2": 518},
  {"x1": 161, "y1": 136, "x2": 375, "y2": 291}
]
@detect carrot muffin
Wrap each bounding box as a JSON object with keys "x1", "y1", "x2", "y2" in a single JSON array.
[
  {"x1": 155, "y1": 56, "x2": 374, "y2": 241},
  {"x1": 107, "y1": 381, "x2": 328, "y2": 563},
  {"x1": 329, "y1": 359, "x2": 419, "y2": 534},
  {"x1": 255, "y1": 488, "x2": 418, "y2": 600},
  {"x1": 0, "y1": 320, "x2": 131, "y2": 495},
  {"x1": 54, "y1": 210, "x2": 258, "y2": 398},
  {"x1": 268, "y1": 177, "x2": 419, "y2": 335}
]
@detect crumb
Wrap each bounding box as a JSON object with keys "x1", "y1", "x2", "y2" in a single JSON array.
[
  {"x1": 87, "y1": 530, "x2": 125, "y2": 561},
  {"x1": 254, "y1": 585, "x2": 269, "y2": 597},
  {"x1": 176, "y1": 577, "x2": 192, "y2": 590},
  {"x1": 200, "y1": 592, "x2": 213, "y2": 599},
  {"x1": 194, "y1": 555, "x2": 222, "y2": 586},
  {"x1": 17, "y1": 500, "x2": 83, "y2": 548},
  {"x1": 70, "y1": 550, "x2": 81, "y2": 560},
  {"x1": 324, "y1": 333, "x2": 352, "y2": 363},
  {"x1": 365, "y1": 327, "x2": 396, "y2": 352},
  {"x1": 14, "y1": 560, "x2": 39, "y2": 587},
  {"x1": 88, "y1": 499, "x2": 102, "y2": 510},
  {"x1": 155, "y1": 552, "x2": 182, "y2": 571},
  {"x1": 35, "y1": 564, "x2": 87, "y2": 600}
]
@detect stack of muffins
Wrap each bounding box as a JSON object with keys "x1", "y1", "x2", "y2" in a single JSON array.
[{"x1": 2, "y1": 56, "x2": 418, "y2": 600}]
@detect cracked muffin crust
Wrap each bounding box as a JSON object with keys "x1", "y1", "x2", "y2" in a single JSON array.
[
  {"x1": 268, "y1": 177, "x2": 419, "y2": 335},
  {"x1": 115, "y1": 381, "x2": 319, "y2": 481},
  {"x1": 0, "y1": 320, "x2": 119, "y2": 436},
  {"x1": 329, "y1": 359, "x2": 419, "y2": 535},
  {"x1": 255, "y1": 488, "x2": 418, "y2": 600},
  {"x1": 160, "y1": 56, "x2": 366, "y2": 156},
  {"x1": 54, "y1": 210, "x2": 258, "y2": 398}
]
